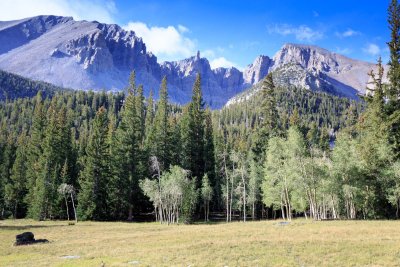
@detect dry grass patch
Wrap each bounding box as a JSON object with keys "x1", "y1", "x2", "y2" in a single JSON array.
[{"x1": 1, "y1": 219, "x2": 400, "y2": 266}]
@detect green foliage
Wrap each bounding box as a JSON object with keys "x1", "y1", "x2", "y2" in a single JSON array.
[
  {"x1": 112, "y1": 72, "x2": 146, "y2": 220},
  {"x1": 77, "y1": 107, "x2": 110, "y2": 221},
  {"x1": 201, "y1": 173, "x2": 213, "y2": 221},
  {"x1": 5, "y1": 134, "x2": 28, "y2": 218},
  {"x1": 140, "y1": 165, "x2": 198, "y2": 224},
  {"x1": 147, "y1": 76, "x2": 172, "y2": 171},
  {"x1": 387, "y1": 0, "x2": 400, "y2": 103},
  {"x1": 2, "y1": 5, "x2": 400, "y2": 222},
  {"x1": 181, "y1": 74, "x2": 206, "y2": 183}
]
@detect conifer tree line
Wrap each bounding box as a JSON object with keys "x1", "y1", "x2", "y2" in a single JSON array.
[
  {"x1": 0, "y1": 0, "x2": 400, "y2": 222},
  {"x1": 0, "y1": 68, "x2": 356, "y2": 222}
]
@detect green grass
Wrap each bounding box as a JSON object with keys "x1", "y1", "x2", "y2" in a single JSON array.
[{"x1": 1, "y1": 219, "x2": 400, "y2": 266}]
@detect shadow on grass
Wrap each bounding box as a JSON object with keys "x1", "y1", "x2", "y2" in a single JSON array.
[{"x1": 0, "y1": 224, "x2": 66, "y2": 231}]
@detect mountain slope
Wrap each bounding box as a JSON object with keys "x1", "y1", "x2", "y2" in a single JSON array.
[
  {"x1": 0, "y1": 69, "x2": 66, "y2": 101},
  {"x1": 0, "y1": 16, "x2": 243, "y2": 107},
  {"x1": 0, "y1": 16, "x2": 384, "y2": 107},
  {"x1": 242, "y1": 44, "x2": 385, "y2": 99}
]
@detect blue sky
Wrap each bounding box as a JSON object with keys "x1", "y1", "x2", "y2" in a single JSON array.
[{"x1": 1, "y1": 0, "x2": 390, "y2": 69}]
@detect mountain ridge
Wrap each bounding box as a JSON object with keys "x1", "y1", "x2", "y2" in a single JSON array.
[{"x1": 0, "y1": 15, "x2": 385, "y2": 107}]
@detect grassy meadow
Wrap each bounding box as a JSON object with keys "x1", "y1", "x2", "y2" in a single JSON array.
[{"x1": 1, "y1": 219, "x2": 400, "y2": 266}]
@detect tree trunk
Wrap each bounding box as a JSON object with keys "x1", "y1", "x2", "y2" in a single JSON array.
[
  {"x1": 242, "y1": 167, "x2": 246, "y2": 222},
  {"x1": 224, "y1": 154, "x2": 229, "y2": 222},
  {"x1": 14, "y1": 202, "x2": 18, "y2": 219},
  {"x1": 204, "y1": 202, "x2": 207, "y2": 222},
  {"x1": 71, "y1": 193, "x2": 77, "y2": 223},
  {"x1": 281, "y1": 195, "x2": 286, "y2": 220},
  {"x1": 64, "y1": 196, "x2": 70, "y2": 221},
  {"x1": 128, "y1": 205, "x2": 133, "y2": 221},
  {"x1": 230, "y1": 174, "x2": 234, "y2": 222}
]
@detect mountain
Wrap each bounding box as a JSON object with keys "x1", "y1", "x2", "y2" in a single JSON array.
[
  {"x1": 0, "y1": 15, "x2": 243, "y2": 107},
  {"x1": 0, "y1": 16, "x2": 384, "y2": 107},
  {"x1": 244, "y1": 44, "x2": 386, "y2": 98}
]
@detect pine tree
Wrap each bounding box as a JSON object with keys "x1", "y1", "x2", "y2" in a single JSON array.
[
  {"x1": 136, "y1": 84, "x2": 145, "y2": 141},
  {"x1": 169, "y1": 116, "x2": 182, "y2": 166},
  {"x1": 78, "y1": 106, "x2": 110, "y2": 220},
  {"x1": 25, "y1": 92, "x2": 46, "y2": 216},
  {"x1": 28, "y1": 100, "x2": 73, "y2": 219},
  {"x1": 5, "y1": 133, "x2": 28, "y2": 218},
  {"x1": 0, "y1": 134, "x2": 16, "y2": 217},
  {"x1": 204, "y1": 109, "x2": 216, "y2": 192},
  {"x1": 252, "y1": 73, "x2": 280, "y2": 163},
  {"x1": 261, "y1": 73, "x2": 279, "y2": 136},
  {"x1": 388, "y1": 0, "x2": 400, "y2": 103},
  {"x1": 113, "y1": 72, "x2": 143, "y2": 220},
  {"x1": 387, "y1": 0, "x2": 400, "y2": 157},
  {"x1": 181, "y1": 74, "x2": 206, "y2": 186},
  {"x1": 144, "y1": 89, "x2": 155, "y2": 139},
  {"x1": 357, "y1": 58, "x2": 393, "y2": 218},
  {"x1": 147, "y1": 76, "x2": 171, "y2": 171},
  {"x1": 0, "y1": 138, "x2": 5, "y2": 218}
]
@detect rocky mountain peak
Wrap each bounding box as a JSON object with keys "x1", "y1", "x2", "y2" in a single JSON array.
[
  {"x1": 0, "y1": 15, "x2": 385, "y2": 108},
  {"x1": 243, "y1": 55, "x2": 273, "y2": 84},
  {"x1": 273, "y1": 43, "x2": 339, "y2": 72}
]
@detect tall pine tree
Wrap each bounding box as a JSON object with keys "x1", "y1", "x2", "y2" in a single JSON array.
[
  {"x1": 252, "y1": 73, "x2": 280, "y2": 162},
  {"x1": 78, "y1": 106, "x2": 110, "y2": 220},
  {"x1": 387, "y1": 0, "x2": 400, "y2": 156},
  {"x1": 113, "y1": 71, "x2": 145, "y2": 220},
  {"x1": 147, "y1": 76, "x2": 171, "y2": 171},
  {"x1": 182, "y1": 74, "x2": 206, "y2": 185},
  {"x1": 5, "y1": 133, "x2": 28, "y2": 218}
]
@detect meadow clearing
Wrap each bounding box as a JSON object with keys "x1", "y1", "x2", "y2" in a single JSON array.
[{"x1": 1, "y1": 219, "x2": 400, "y2": 266}]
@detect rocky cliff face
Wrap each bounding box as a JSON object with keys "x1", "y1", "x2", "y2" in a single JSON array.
[
  {"x1": 0, "y1": 15, "x2": 246, "y2": 107},
  {"x1": 0, "y1": 15, "x2": 162, "y2": 93},
  {"x1": 269, "y1": 43, "x2": 385, "y2": 98},
  {"x1": 160, "y1": 52, "x2": 244, "y2": 105},
  {"x1": 0, "y1": 16, "x2": 384, "y2": 108},
  {"x1": 243, "y1": 55, "x2": 273, "y2": 85}
]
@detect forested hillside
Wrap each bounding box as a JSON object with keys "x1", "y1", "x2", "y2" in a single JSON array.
[
  {"x1": 0, "y1": 67, "x2": 359, "y2": 220},
  {"x1": 0, "y1": 70, "x2": 67, "y2": 101},
  {"x1": 0, "y1": 0, "x2": 400, "y2": 224},
  {"x1": 0, "y1": 60, "x2": 394, "y2": 222}
]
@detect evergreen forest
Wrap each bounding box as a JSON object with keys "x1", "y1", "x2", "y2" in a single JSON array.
[{"x1": 1, "y1": 1, "x2": 400, "y2": 224}]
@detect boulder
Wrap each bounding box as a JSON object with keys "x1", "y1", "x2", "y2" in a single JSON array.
[{"x1": 14, "y1": 232, "x2": 49, "y2": 246}]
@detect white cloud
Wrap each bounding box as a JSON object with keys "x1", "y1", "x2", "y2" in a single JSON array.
[
  {"x1": 336, "y1": 28, "x2": 361, "y2": 38},
  {"x1": 0, "y1": 0, "x2": 116, "y2": 24},
  {"x1": 210, "y1": 57, "x2": 241, "y2": 70},
  {"x1": 363, "y1": 43, "x2": 381, "y2": 56},
  {"x1": 268, "y1": 24, "x2": 323, "y2": 42},
  {"x1": 123, "y1": 22, "x2": 196, "y2": 62}
]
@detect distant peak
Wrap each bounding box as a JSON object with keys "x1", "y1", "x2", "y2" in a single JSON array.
[
  {"x1": 28, "y1": 15, "x2": 73, "y2": 23},
  {"x1": 254, "y1": 55, "x2": 270, "y2": 61},
  {"x1": 281, "y1": 43, "x2": 330, "y2": 53},
  {"x1": 196, "y1": 50, "x2": 200, "y2": 60}
]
